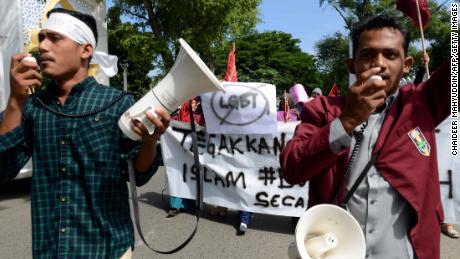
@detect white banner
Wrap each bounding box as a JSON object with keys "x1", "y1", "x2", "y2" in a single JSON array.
[
  {"x1": 161, "y1": 120, "x2": 307, "y2": 217},
  {"x1": 436, "y1": 118, "x2": 460, "y2": 224},
  {"x1": 201, "y1": 82, "x2": 277, "y2": 135}
]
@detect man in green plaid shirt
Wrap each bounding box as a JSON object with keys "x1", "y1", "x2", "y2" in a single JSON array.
[{"x1": 0, "y1": 8, "x2": 170, "y2": 258}]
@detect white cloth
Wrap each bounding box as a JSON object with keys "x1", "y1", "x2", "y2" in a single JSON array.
[{"x1": 42, "y1": 12, "x2": 118, "y2": 77}]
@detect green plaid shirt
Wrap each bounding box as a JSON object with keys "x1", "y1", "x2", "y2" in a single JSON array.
[{"x1": 0, "y1": 77, "x2": 160, "y2": 258}]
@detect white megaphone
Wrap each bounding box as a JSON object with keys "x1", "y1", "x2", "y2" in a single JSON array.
[
  {"x1": 288, "y1": 204, "x2": 366, "y2": 259},
  {"x1": 118, "y1": 38, "x2": 225, "y2": 140}
]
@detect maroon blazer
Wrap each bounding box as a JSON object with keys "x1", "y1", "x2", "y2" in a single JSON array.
[{"x1": 280, "y1": 62, "x2": 450, "y2": 259}]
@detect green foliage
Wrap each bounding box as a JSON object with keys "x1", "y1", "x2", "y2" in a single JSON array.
[
  {"x1": 423, "y1": 1, "x2": 453, "y2": 70},
  {"x1": 116, "y1": 0, "x2": 260, "y2": 71},
  {"x1": 319, "y1": 0, "x2": 396, "y2": 29},
  {"x1": 212, "y1": 31, "x2": 322, "y2": 95},
  {"x1": 317, "y1": 0, "x2": 451, "y2": 83},
  {"x1": 315, "y1": 32, "x2": 349, "y2": 94},
  {"x1": 107, "y1": 6, "x2": 158, "y2": 95},
  {"x1": 107, "y1": 0, "x2": 260, "y2": 95}
]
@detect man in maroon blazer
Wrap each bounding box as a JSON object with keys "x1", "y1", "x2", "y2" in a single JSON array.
[{"x1": 280, "y1": 15, "x2": 450, "y2": 259}]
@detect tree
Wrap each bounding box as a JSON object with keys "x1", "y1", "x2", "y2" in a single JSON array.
[
  {"x1": 115, "y1": 0, "x2": 260, "y2": 73},
  {"x1": 319, "y1": 0, "x2": 396, "y2": 30},
  {"x1": 423, "y1": 1, "x2": 453, "y2": 70},
  {"x1": 318, "y1": 0, "x2": 452, "y2": 79},
  {"x1": 315, "y1": 32, "x2": 349, "y2": 94},
  {"x1": 212, "y1": 31, "x2": 322, "y2": 95},
  {"x1": 107, "y1": 6, "x2": 159, "y2": 95}
]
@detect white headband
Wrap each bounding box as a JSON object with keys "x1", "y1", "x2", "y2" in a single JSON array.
[{"x1": 42, "y1": 12, "x2": 118, "y2": 77}]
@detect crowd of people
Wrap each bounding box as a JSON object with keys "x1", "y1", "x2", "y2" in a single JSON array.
[{"x1": 0, "y1": 7, "x2": 456, "y2": 259}]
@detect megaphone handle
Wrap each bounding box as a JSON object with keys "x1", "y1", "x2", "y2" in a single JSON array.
[{"x1": 131, "y1": 107, "x2": 157, "y2": 135}]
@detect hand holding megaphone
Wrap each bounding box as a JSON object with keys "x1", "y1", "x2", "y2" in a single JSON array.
[
  {"x1": 118, "y1": 38, "x2": 224, "y2": 140},
  {"x1": 9, "y1": 54, "x2": 42, "y2": 106},
  {"x1": 130, "y1": 107, "x2": 170, "y2": 142}
]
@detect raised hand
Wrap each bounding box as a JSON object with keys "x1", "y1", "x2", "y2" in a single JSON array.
[
  {"x1": 9, "y1": 53, "x2": 42, "y2": 108},
  {"x1": 339, "y1": 67, "x2": 387, "y2": 135},
  {"x1": 131, "y1": 107, "x2": 170, "y2": 143}
]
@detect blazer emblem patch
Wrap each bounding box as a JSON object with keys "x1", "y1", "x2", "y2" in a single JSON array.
[{"x1": 408, "y1": 127, "x2": 430, "y2": 157}]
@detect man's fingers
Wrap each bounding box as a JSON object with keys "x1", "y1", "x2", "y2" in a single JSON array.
[
  {"x1": 361, "y1": 79, "x2": 386, "y2": 96},
  {"x1": 355, "y1": 67, "x2": 382, "y2": 87},
  {"x1": 11, "y1": 54, "x2": 40, "y2": 72},
  {"x1": 14, "y1": 70, "x2": 42, "y2": 91},
  {"x1": 368, "y1": 98, "x2": 386, "y2": 112},
  {"x1": 130, "y1": 108, "x2": 170, "y2": 139},
  {"x1": 21, "y1": 61, "x2": 40, "y2": 71},
  {"x1": 131, "y1": 120, "x2": 147, "y2": 136},
  {"x1": 153, "y1": 108, "x2": 170, "y2": 122},
  {"x1": 131, "y1": 125, "x2": 144, "y2": 137},
  {"x1": 11, "y1": 53, "x2": 30, "y2": 67},
  {"x1": 16, "y1": 61, "x2": 40, "y2": 73},
  {"x1": 362, "y1": 92, "x2": 386, "y2": 111},
  {"x1": 144, "y1": 111, "x2": 163, "y2": 129},
  {"x1": 155, "y1": 109, "x2": 170, "y2": 129},
  {"x1": 146, "y1": 110, "x2": 170, "y2": 129},
  {"x1": 370, "y1": 89, "x2": 387, "y2": 100},
  {"x1": 21, "y1": 69, "x2": 42, "y2": 81},
  {"x1": 23, "y1": 79, "x2": 42, "y2": 89}
]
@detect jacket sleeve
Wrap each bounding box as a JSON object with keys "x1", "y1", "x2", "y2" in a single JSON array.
[
  {"x1": 280, "y1": 99, "x2": 347, "y2": 184},
  {"x1": 0, "y1": 107, "x2": 33, "y2": 180},
  {"x1": 418, "y1": 61, "x2": 451, "y2": 125}
]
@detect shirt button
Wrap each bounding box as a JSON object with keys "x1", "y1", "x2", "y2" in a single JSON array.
[
  {"x1": 60, "y1": 228, "x2": 66, "y2": 233},
  {"x1": 369, "y1": 229, "x2": 374, "y2": 234},
  {"x1": 60, "y1": 196, "x2": 66, "y2": 202},
  {"x1": 95, "y1": 117, "x2": 100, "y2": 122},
  {"x1": 61, "y1": 140, "x2": 66, "y2": 145},
  {"x1": 61, "y1": 167, "x2": 66, "y2": 172}
]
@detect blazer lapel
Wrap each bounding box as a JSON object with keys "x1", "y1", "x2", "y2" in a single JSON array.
[{"x1": 373, "y1": 94, "x2": 405, "y2": 155}]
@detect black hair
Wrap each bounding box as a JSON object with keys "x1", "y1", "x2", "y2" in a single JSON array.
[
  {"x1": 351, "y1": 14, "x2": 410, "y2": 58},
  {"x1": 47, "y1": 8, "x2": 98, "y2": 45}
]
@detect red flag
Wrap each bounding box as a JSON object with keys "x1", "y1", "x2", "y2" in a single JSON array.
[
  {"x1": 328, "y1": 83, "x2": 340, "y2": 96},
  {"x1": 396, "y1": 0, "x2": 431, "y2": 29},
  {"x1": 284, "y1": 91, "x2": 290, "y2": 122},
  {"x1": 224, "y1": 43, "x2": 238, "y2": 82}
]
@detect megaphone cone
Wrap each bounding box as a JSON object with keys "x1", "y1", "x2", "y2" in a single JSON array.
[
  {"x1": 288, "y1": 204, "x2": 365, "y2": 259},
  {"x1": 118, "y1": 38, "x2": 224, "y2": 140}
]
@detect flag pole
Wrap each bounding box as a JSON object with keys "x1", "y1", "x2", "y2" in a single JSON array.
[
  {"x1": 415, "y1": 0, "x2": 430, "y2": 78},
  {"x1": 284, "y1": 90, "x2": 289, "y2": 122}
]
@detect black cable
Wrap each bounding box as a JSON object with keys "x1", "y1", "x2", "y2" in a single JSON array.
[
  {"x1": 34, "y1": 92, "x2": 133, "y2": 118},
  {"x1": 128, "y1": 100, "x2": 203, "y2": 255},
  {"x1": 331, "y1": 121, "x2": 368, "y2": 205}
]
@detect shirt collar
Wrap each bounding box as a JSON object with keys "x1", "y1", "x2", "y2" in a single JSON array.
[
  {"x1": 46, "y1": 76, "x2": 96, "y2": 98},
  {"x1": 68, "y1": 76, "x2": 96, "y2": 96},
  {"x1": 378, "y1": 88, "x2": 398, "y2": 114}
]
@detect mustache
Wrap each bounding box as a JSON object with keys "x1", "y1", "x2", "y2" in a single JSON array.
[{"x1": 39, "y1": 55, "x2": 54, "y2": 62}]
